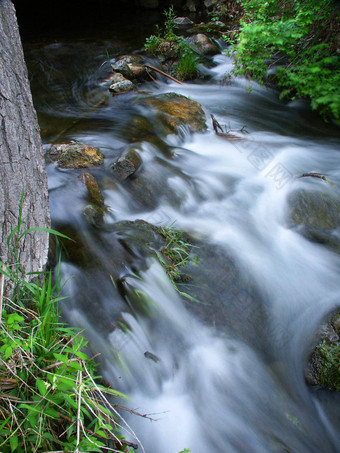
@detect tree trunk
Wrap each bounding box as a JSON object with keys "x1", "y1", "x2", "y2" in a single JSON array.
[{"x1": 0, "y1": 0, "x2": 50, "y2": 295}]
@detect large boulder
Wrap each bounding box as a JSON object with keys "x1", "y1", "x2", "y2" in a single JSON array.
[
  {"x1": 287, "y1": 189, "x2": 340, "y2": 253},
  {"x1": 45, "y1": 142, "x2": 104, "y2": 169},
  {"x1": 142, "y1": 92, "x2": 207, "y2": 133},
  {"x1": 187, "y1": 33, "x2": 220, "y2": 56}
]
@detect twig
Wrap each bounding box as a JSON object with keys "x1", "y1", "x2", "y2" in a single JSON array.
[
  {"x1": 211, "y1": 114, "x2": 244, "y2": 140},
  {"x1": 145, "y1": 66, "x2": 158, "y2": 84},
  {"x1": 144, "y1": 64, "x2": 184, "y2": 85}
]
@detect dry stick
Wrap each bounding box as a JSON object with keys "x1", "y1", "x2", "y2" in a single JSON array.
[
  {"x1": 211, "y1": 114, "x2": 244, "y2": 141},
  {"x1": 145, "y1": 66, "x2": 158, "y2": 84},
  {"x1": 144, "y1": 64, "x2": 184, "y2": 85}
]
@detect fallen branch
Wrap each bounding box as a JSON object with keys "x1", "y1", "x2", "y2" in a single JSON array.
[
  {"x1": 211, "y1": 114, "x2": 243, "y2": 140},
  {"x1": 144, "y1": 64, "x2": 184, "y2": 85},
  {"x1": 298, "y1": 172, "x2": 329, "y2": 183}
]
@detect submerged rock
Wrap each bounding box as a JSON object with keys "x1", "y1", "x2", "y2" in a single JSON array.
[
  {"x1": 143, "y1": 92, "x2": 207, "y2": 133},
  {"x1": 46, "y1": 142, "x2": 104, "y2": 169},
  {"x1": 112, "y1": 148, "x2": 142, "y2": 181},
  {"x1": 288, "y1": 189, "x2": 340, "y2": 253}
]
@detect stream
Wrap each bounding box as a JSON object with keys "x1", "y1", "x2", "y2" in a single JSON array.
[{"x1": 23, "y1": 14, "x2": 340, "y2": 453}]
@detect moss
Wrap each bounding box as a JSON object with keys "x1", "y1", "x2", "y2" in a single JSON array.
[
  {"x1": 313, "y1": 342, "x2": 340, "y2": 390},
  {"x1": 144, "y1": 93, "x2": 207, "y2": 133}
]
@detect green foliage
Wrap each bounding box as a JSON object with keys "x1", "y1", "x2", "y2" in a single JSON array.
[
  {"x1": 144, "y1": 6, "x2": 199, "y2": 81},
  {"x1": 175, "y1": 44, "x2": 199, "y2": 81},
  {"x1": 156, "y1": 224, "x2": 199, "y2": 303},
  {"x1": 0, "y1": 201, "x2": 131, "y2": 452},
  {"x1": 144, "y1": 6, "x2": 177, "y2": 54},
  {"x1": 234, "y1": 0, "x2": 340, "y2": 122},
  {"x1": 163, "y1": 4, "x2": 176, "y2": 40}
]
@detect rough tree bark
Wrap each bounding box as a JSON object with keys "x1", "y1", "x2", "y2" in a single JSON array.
[{"x1": 0, "y1": 0, "x2": 50, "y2": 295}]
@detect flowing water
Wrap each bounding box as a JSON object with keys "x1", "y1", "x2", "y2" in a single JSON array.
[{"x1": 23, "y1": 18, "x2": 340, "y2": 453}]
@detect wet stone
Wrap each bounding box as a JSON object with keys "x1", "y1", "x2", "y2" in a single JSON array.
[
  {"x1": 142, "y1": 92, "x2": 207, "y2": 133},
  {"x1": 111, "y1": 55, "x2": 146, "y2": 81},
  {"x1": 112, "y1": 148, "x2": 142, "y2": 181},
  {"x1": 79, "y1": 172, "x2": 104, "y2": 207},
  {"x1": 45, "y1": 142, "x2": 104, "y2": 169},
  {"x1": 187, "y1": 33, "x2": 220, "y2": 56},
  {"x1": 109, "y1": 72, "x2": 136, "y2": 94},
  {"x1": 288, "y1": 189, "x2": 340, "y2": 253}
]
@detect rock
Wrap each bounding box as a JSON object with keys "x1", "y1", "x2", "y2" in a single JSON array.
[
  {"x1": 79, "y1": 172, "x2": 105, "y2": 207},
  {"x1": 111, "y1": 55, "x2": 147, "y2": 81},
  {"x1": 174, "y1": 16, "x2": 194, "y2": 27},
  {"x1": 112, "y1": 148, "x2": 142, "y2": 181},
  {"x1": 109, "y1": 72, "x2": 135, "y2": 94},
  {"x1": 158, "y1": 41, "x2": 179, "y2": 58},
  {"x1": 288, "y1": 189, "x2": 340, "y2": 253},
  {"x1": 306, "y1": 310, "x2": 340, "y2": 390},
  {"x1": 83, "y1": 204, "x2": 106, "y2": 226},
  {"x1": 142, "y1": 92, "x2": 207, "y2": 133},
  {"x1": 46, "y1": 142, "x2": 104, "y2": 169},
  {"x1": 188, "y1": 33, "x2": 220, "y2": 56}
]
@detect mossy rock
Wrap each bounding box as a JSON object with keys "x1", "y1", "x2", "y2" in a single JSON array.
[
  {"x1": 142, "y1": 92, "x2": 207, "y2": 133},
  {"x1": 46, "y1": 142, "x2": 104, "y2": 169},
  {"x1": 186, "y1": 33, "x2": 220, "y2": 56},
  {"x1": 112, "y1": 148, "x2": 142, "y2": 181},
  {"x1": 288, "y1": 189, "x2": 340, "y2": 253},
  {"x1": 306, "y1": 311, "x2": 340, "y2": 391},
  {"x1": 79, "y1": 172, "x2": 105, "y2": 207}
]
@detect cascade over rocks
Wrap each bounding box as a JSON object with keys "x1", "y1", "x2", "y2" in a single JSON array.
[{"x1": 142, "y1": 92, "x2": 207, "y2": 133}]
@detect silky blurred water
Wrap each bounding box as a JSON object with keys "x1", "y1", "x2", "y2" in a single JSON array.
[{"x1": 24, "y1": 31, "x2": 340, "y2": 453}]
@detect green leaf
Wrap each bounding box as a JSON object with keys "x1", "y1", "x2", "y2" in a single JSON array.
[
  {"x1": 74, "y1": 350, "x2": 89, "y2": 360},
  {"x1": 68, "y1": 361, "x2": 83, "y2": 371},
  {"x1": 10, "y1": 435, "x2": 19, "y2": 451},
  {"x1": 63, "y1": 394, "x2": 78, "y2": 410},
  {"x1": 53, "y1": 353, "x2": 69, "y2": 364},
  {"x1": 4, "y1": 346, "x2": 13, "y2": 359},
  {"x1": 18, "y1": 227, "x2": 73, "y2": 243},
  {"x1": 36, "y1": 377, "x2": 47, "y2": 396}
]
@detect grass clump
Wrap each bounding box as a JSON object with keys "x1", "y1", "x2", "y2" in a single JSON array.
[
  {"x1": 0, "y1": 270, "x2": 131, "y2": 453},
  {"x1": 0, "y1": 197, "x2": 136, "y2": 452},
  {"x1": 156, "y1": 223, "x2": 199, "y2": 303}
]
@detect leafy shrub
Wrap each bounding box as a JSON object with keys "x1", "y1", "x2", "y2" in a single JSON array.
[{"x1": 234, "y1": 0, "x2": 340, "y2": 122}]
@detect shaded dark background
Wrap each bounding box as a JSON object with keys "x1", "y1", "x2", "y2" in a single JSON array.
[{"x1": 12, "y1": 0, "x2": 193, "y2": 41}]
